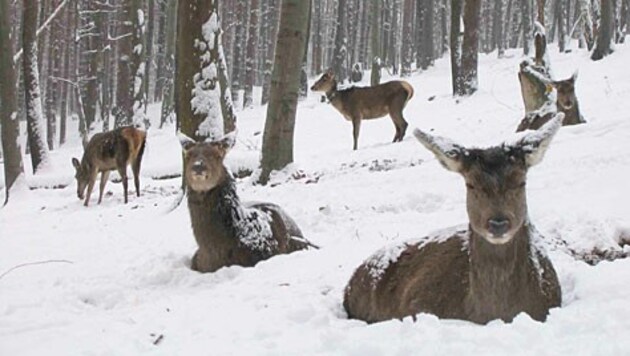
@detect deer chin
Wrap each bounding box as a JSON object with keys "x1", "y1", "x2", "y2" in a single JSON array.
[
  {"x1": 186, "y1": 174, "x2": 218, "y2": 192},
  {"x1": 482, "y1": 233, "x2": 515, "y2": 245}
]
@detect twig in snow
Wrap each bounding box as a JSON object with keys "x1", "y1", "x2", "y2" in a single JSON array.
[{"x1": 0, "y1": 259, "x2": 73, "y2": 281}]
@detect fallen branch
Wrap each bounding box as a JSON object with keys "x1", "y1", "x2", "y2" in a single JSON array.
[{"x1": 0, "y1": 259, "x2": 73, "y2": 280}]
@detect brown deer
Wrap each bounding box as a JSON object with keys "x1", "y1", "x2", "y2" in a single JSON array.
[
  {"x1": 344, "y1": 114, "x2": 564, "y2": 324},
  {"x1": 179, "y1": 132, "x2": 316, "y2": 273},
  {"x1": 517, "y1": 71, "x2": 585, "y2": 132},
  {"x1": 310, "y1": 70, "x2": 414, "y2": 150},
  {"x1": 71, "y1": 126, "x2": 146, "y2": 207}
]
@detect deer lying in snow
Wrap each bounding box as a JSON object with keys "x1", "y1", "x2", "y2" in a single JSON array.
[
  {"x1": 344, "y1": 114, "x2": 564, "y2": 324},
  {"x1": 311, "y1": 69, "x2": 414, "y2": 150},
  {"x1": 72, "y1": 126, "x2": 146, "y2": 207},
  {"x1": 179, "y1": 132, "x2": 315, "y2": 273}
]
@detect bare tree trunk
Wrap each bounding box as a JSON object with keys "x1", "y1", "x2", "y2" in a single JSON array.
[
  {"x1": 243, "y1": 0, "x2": 259, "y2": 109},
  {"x1": 159, "y1": 0, "x2": 176, "y2": 128},
  {"x1": 461, "y1": 0, "x2": 481, "y2": 96},
  {"x1": 401, "y1": 0, "x2": 414, "y2": 76},
  {"x1": 218, "y1": 29, "x2": 237, "y2": 133},
  {"x1": 23, "y1": 0, "x2": 50, "y2": 173},
  {"x1": 494, "y1": 0, "x2": 505, "y2": 57},
  {"x1": 332, "y1": 0, "x2": 348, "y2": 83},
  {"x1": 259, "y1": 0, "x2": 311, "y2": 184},
  {"x1": 592, "y1": 0, "x2": 614, "y2": 60},
  {"x1": 0, "y1": 0, "x2": 25, "y2": 203},
  {"x1": 131, "y1": 0, "x2": 148, "y2": 128},
  {"x1": 114, "y1": 1, "x2": 134, "y2": 128},
  {"x1": 230, "y1": 0, "x2": 246, "y2": 107},
  {"x1": 522, "y1": 0, "x2": 533, "y2": 55},
  {"x1": 261, "y1": 0, "x2": 279, "y2": 105}
]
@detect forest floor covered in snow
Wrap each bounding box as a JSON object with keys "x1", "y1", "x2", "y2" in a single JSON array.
[{"x1": 2, "y1": 44, "x2": 630, "y2": 355}]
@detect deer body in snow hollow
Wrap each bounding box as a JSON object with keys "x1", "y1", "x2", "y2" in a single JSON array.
[
  {"x1": 310, "y1": 70, "x2": 414, "y2": 150},
  {"x1": 179, "y1": 132, "x2": 316, "y2": 273},
  {"x1": 72, "y1": 126, "x2": 146, "y2": 207},
  {"x1": 344, "y1": 114, "x2": 564, "y2": 324}
]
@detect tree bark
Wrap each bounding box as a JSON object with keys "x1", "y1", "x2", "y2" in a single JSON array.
[
  {"x1": 114, "y1": 0, "x2": 134, "y2": 128},
  {"x1": 450, "y1": 0, "x2": 464, "y2": 95},
  {"x1": 0, "y1": 0, "x2": 25, "y2": 203},
  {"x1": 522, "y1": 0, "x2": 533, "y2": 55},
  {"x1": 259, "y1": 0, "x2": 311, "y2": 184},
  {"x1": 159, "y1": 0, "x2": 176, "y2": 128},
  {"x1": 461, "y1": 0, "x2": 481, "y2": 96},
  {"x1": 243, "y1": 0, "x2": 259, "y2": 108},
  {"x1": 131, "y1": 0, "x2": 148, "y2": 128},
  {"x1": 592, "y1": 0, "x2": 614, "y2": 60},
  {"x1": 175, "y1": 0, "x2": 224, "y2": 140},
  {"x1": 332, "y1": 0, "x2": 348, "y2": 83},
  {"x1": 23, "y1": 0, "x2": 50, "y2": 173}
]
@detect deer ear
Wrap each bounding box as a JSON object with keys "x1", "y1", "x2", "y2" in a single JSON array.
[
  {"x1": 571, "y1": 70, "x2": 578, "y2": 82},
  {"x1": 214, "y1": 131, "x2": 237, "y2": 156},
  {"x1": 72, "y1": 157, "x2": 81, "y2": 170},
  {"x1": 177, "y1": 132, "x2": 196, "y2": 151},
  {"x1": 413, "y1": 128, "x2": 467, "y2": 173},
  {"x1": 516, "y1": 113, "x2": 563, "y2": 168}
]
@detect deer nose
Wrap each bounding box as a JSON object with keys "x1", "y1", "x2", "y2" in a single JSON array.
[
  {"x1": 488, "y1": 218, "x2": 510, "y2": 237},
  {"x1": 191, "y1": 161, "x2": 206, "y2": 174}
]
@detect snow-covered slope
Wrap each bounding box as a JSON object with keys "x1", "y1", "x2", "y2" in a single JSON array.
[{"x1": 1, "y1": 45, "x2": 629, "y2": 355}]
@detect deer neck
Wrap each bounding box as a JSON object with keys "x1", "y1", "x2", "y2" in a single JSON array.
[
  {"x1": 325, "y1": 80, "x2": 340, "y2": 102},
  {"x1": 186, "y1": 169, "x2": 240, "y2": 246},
  {"x1": 466, "y1": 222, "x2": 536, "y2": 317}
]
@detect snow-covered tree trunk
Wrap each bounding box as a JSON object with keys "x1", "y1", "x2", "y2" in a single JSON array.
[
  {"x1": 332, "y1": 0, "x2": 348, "y2": 83},
  {"x1": 218, "y1": 28, "x2": 237, "y2": 134},
  {"x1": 0, "y1": 0, "x2": 25, "y2": 203},
  {"x1": 23, "y1": 0, "x2": 50, "y2": 173},
  {"x1": 114, "y1": 0, "x2": 134, "y2": 128},
  {"x1": 493, "y1": 0, "x2": 505, "y2": 57},
  {"x1": 450, "y1": 0, "x2": 464, "y2": 95},
  {"x1": 261, "y1": 0, "x2": 278, "y2": 106},
  {"x1": 522, "y1": 0, "x2": 533, "y2": 55},
  {"x1": 132, "y1": 0, "x2": 148, "y2": 128},
  {"x1": 159, "y1": 0, "x2": 176, "y2": 128},
  {"x1": 259, "y1": 0, "x2": 311, "y2": 184},
  {"x1": 175, "y1": 0, "x2": 224, "y2": 141},
  {"x1": 230, "y1": 0, "x2": 246, "y2": 107}
]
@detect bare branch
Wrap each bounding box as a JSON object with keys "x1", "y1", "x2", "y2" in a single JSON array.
[
  {"x1": 13, "y1": 0, "x2": 71, "y2": 63},
  {"x1": 0, "y1": 260, "x2": 73, "y2": 281}
]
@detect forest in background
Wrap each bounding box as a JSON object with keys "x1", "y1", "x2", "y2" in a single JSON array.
[{"x1": 1, "y1": 0, "x2": 629, "y2": 200}]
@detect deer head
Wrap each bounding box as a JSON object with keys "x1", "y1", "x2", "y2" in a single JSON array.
[
  {"x1": 71, "y1": 157, "x2": 88, "y2": 200},
  {"x1": 413, "y1": 114, "x2": 563, "y2": 244},
  {"x1": 310, "y1": 69, "x2": 337, "y2": 92},
  {"x1": 552, "y1": 71, "x2": 578, "y2": 111},
  {"x1": 179, "y1": 132, "x2": 236, "y2": 192}
]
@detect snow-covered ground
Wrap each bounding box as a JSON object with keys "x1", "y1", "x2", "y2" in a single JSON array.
[{"x1": 2, "y1": 44, "x2": 630, "y2": 355}]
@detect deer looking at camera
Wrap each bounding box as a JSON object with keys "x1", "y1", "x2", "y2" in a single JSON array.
[
  {"x1": 71, "y1": 126, "x2": 146, "y2": 207},
  {"x1": 344, "y1": 115, "x2": 564, "y2": 324},
  {"x1": 179, "y1": 132, "x2": 316, "y2": 273},
  {"x1": 310, "y1": 70, "x2": 414, "y2": 150}
]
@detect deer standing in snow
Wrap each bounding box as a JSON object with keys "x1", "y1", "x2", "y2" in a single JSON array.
[
  {"x1": 71, "y1": 126, "x2": 146, "y2": 207},
  {"x1": 179, "y1": 132, "x2": 315, "y2": 273},
  {"x1": 310, "y1": 70, "x2": 414, "y2": 150},
  {"x1": 344, "y1": 115, "x2": 564, "y2": 324}
]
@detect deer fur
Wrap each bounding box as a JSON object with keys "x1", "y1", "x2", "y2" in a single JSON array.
[
  {"x1": 179, "y1": 132, "x2": 315, "y2": 273},
  {"x1": 344, "y1": 115, "x2": 564, "y2": 324},
  {"x1": 72, "y1": 126, "x2": 146, "y2": 207},
  {"x1": 311, "y1": 69, "x2": 414, "y2": 150}
]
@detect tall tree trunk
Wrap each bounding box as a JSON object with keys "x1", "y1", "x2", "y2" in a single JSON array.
[
  {"x1": 218, "y1": 28, "x2": 237, "y2": 133},
  {"x1": 556, "y1": 0, "x2": 566, "y2": 52},
  {"x1": 23, "y1": 0, "x2": 50, "y2": 173},
  {"x1": 175, "y1": 0, "x2": 223, "y2": 140},
  {"x1": 332, "y1": 0, "x2": 348, "y2": 83},
  {"x1": 461, "y1": 0, "x2": 481, "y2": 96},
  {"x1": 132, "y1": 0, "x2": 148, "y2": 128},
  {"x1": 243, "y1": 0, "x2": 259, "y2": 109},
  {"x1": 420, "y1": 0, "x2": 435, "y2": 69},
  {"x1": 114, "y1": 0, "x2": 134, "y2": 128},
  {"x1": 261, "y1": 0, "x2": 279, "y2": 105},
  {"x1": 0, "y1": 0, "x2": 25, "y2": 203},
  {"x1": 522, "y1": 0, "x2": 533, "y2": 55},
  {"x1": 592, "y1": 0, "x2": 615, "y2": 60},
  {"x1": 450, "y1": 0, "x2": 464, "y2": 95},
  {"x1": 494, "y1": 0, "x2": 505, "y2": 57},
  {"x1": 144, "y1": 0, "x2": 155, "y2": 107},
  {"x1": 230, "y1": 0, "x2": 246, "y2": 107},
  {"x1": 259, "y1": 0, "x2": 311, "y2": 184},
  {"x1": 159, "y1": 0, "x2": 176, "y2": 128},
  {"x1": 401, "y1": 0, "x2": 414, "y2": 76}
]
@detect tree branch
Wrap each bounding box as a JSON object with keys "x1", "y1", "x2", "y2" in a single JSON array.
[{"x1": 13, "y1": 0, "x2": 70, "y2": 63}]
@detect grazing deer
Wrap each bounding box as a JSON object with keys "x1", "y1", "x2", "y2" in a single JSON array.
[
  {"x1": 310, "y1": 70, "x2": 414, "y2": 150},
  {"x1": 71, "y1": 126, "x2": 146, "y2": 207},
  {"x1": 517, "y1": 72, "x2": 585, "y2": 132},
  {"x1": 344, "y1": 114, "x2": 564, "y2": 324},
  {"x1": 179, "y1": 132, "x2": 315, "y2": 273}
]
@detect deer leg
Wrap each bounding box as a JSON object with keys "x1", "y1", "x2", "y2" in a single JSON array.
[
  {"x1": 97, "y1": 170, "x2": 111, "y2": 204},
  {"x1": 118, "y1": 166, "x2": 129, "y2": 204},
  {"x1": 352, "y1": 117, "x2": 362, "y2": 150},
  {"x1": 390, "y1": 109, "x2": 409, "y2": 143},
  {"x1": 132, "y1": 159, "x2": 142, "y2": 197},
  {"x1": 84, "y1": 169, "x2": 98, "y2": 207}
]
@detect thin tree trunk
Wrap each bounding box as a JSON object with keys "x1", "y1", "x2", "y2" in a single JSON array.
[
  {"x1": 461, "y1": 0, "x2": 481, "y2": 96},
  {"x1": 0, "y1": 0, "x2": 25, "y2": 203},
  {"x1": 243, "y1": 0, "x2": 259, "y2": 109},
  {"x1": 332, "y1": 0, "x2": 348, "y2": 83},
  {"x1": 451, "y1": 0, "x2": 464, "y2": 95},
  {"x1": 259, "y1": 0, "x2": 311, "y2": 184},
  {"x1": 23, "y1": 0, "x2": 50, "y2": 173},
  {"x1": 159, "y1": 0, "x2": 176, "y2": 128},
  {"x1": 522, "y1": 0, "x2": 533, "y2": 55},
  {"x1": 592, "y1": 0, "x2": 614, "y2": 60}
]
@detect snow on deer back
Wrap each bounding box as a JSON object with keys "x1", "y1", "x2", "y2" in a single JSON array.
[{"x1": 179, "y1": 132, "x2": 315, "y2": 273}]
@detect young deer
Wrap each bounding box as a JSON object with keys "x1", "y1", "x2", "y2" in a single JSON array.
[
  {"x1": 71, "y1": 126, "x2": 146, "y2": 207},
  {"x1": 311, "y1": 70, "x2": 414, "y2": 150},
  {"x1": 179, "y1": 132, "x2": 315, "y2": 273},
  {"x1": 344, "y1": 114, "x2": 564, "y2": 324}
]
